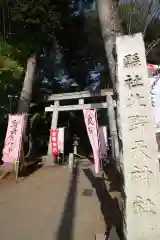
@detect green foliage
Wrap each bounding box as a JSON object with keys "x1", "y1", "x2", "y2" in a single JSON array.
[
  {"x1": 0, "y1": 40, "x2": 23, "y2": 75},
  {"x1": 9, "y1": 0, "x2": 62, "y2": 52},
  {"x1": 0, "y1": 0, "x2": 69, "y2": 109},
  {"x1": 0, "y1": 39, "x2": 23, "y2": 76},
  {"x1": 0, "y1": 39, "x2": 24, "y2": 151},
  {"x1": 0, "y1": 39, "x2": 23, "y2": 102}
]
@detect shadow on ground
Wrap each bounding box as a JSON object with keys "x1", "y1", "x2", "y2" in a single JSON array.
[
  {"x1": 18, "y1": 162, "x2": 42, "y2": 178},
  {"x1": 103, "y1": 164, "x2": 123, "y2": 193},
  {"x1": 83, "y1": 167, "x2": 123, "y2": 239},
  {"x1": 56, "y1": 161, "x2": 79, "y2": 240}
]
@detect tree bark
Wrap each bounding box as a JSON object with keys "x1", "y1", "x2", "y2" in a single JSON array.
[
  {"x1": 96, "y1": 0, "x2": 123, "y2": 163},
  {"x1": 18, "y1": 55, "x2": 36, "y2": 113},
  {"x1": 18, "y1": 55, "x2": 37, "y2": 160},
  {"x1": 96, "y1": 0, "x2": 122, "y2": 89}
]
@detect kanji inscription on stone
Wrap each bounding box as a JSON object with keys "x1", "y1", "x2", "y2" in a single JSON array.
[
  {"x1": 124, "y1": 74, "x2": 144, "y2": 89},
  {"x1": 131, "y1": 165, "x2": 153, "y2": 184},
  {"x1": 131, "y1": 140, "x2": 151, "y2": 159},
  {"x1": 133, "y1": 196, "x2": 156, "y2": 215},
  {"x1": 123, "y1": 53, "x2": 141, "y2": 68},
  {"x1": 126, "y1": 92, "x2": 146, "y2": 107},
  {"x1": 128, "y1": 115, "x2": 148, "y2": 131}
]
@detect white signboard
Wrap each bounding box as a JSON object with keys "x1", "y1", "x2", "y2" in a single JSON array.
[{"x1": 116, "y1": 33, "x2": 160, "y2": 240}]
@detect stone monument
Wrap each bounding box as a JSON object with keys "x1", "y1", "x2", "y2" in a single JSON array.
[{"x1": 116, "y1": 33, "x2": 160, "y2": 239}]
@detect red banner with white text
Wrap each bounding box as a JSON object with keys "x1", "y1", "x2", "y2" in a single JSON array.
[{"x1": 50, "y1": 129, "x2": 58, "y2": 156}]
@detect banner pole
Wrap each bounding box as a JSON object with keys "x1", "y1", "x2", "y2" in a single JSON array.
[{"x1": 16, "y1": 141, "x2": 25, "y2": 181}]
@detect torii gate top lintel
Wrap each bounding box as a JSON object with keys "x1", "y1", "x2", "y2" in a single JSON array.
[
  {"x1": 47, "y1": 88, "x2": 113, "y2": 102},
  {"x1": 45, "y1": 88, "x2": 115, "y2": 112}
]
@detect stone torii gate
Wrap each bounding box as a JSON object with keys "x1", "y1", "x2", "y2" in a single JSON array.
[{"x1": 45, "y1": 89, "x2": 119, "y2": 164}]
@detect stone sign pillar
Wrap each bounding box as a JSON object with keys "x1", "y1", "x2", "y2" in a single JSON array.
[{"x1": 116, "y1": 33, "x2": 160, "y2": 239}]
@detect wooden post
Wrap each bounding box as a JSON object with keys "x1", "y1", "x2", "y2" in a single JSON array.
[
  {"x1": 47, "y1": 100, "x2": 59, "y2": 165},
  {"x1": 15, "y1": 141, "x2": 25, "y2": 180},
  {"x1": 106, "y1": 95, "x2": 119, "y2": 162},
  {"x1": 68, "y1": 153, "x2": 74, "y2": 172}
]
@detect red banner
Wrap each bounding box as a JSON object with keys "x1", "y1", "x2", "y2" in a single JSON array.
[{"x1": 50, "y1": 129, "x2": 58, "y2": 156}]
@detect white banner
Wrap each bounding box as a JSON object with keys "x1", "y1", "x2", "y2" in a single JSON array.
[
  {"x1": 83, "y1": 109, "x2": 100, "y2": 174},
  {"x1": 2, "y1": 114, "x2": 26, "y2": 171},
  {"x1": 147, "y1": 64, "x2": 160, "y2": 128},
  {"x1": 58, "y1": 127, "x2": 64, "y2": 154}
]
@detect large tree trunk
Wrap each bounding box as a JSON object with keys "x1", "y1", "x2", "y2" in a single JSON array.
[
  {"x1": 18, "y1": 55, "x2": 36, "y2": 113},
  {"x1": 96, "y1": 0, "x2": 122, "y2": 89},
  {"x1": 18, "y1": 55, "x2": 36, "y2": 159},
  {"x1": 96, "y1": 0, "x2": 123, "y2": 164},
  {"x1": 97, "y1": 1, "x2": 124, "y2": 237}
]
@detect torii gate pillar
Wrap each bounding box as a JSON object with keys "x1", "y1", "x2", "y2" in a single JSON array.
[{"x1": 47, "y1": 100, "x2": 59, "y2": 164}]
